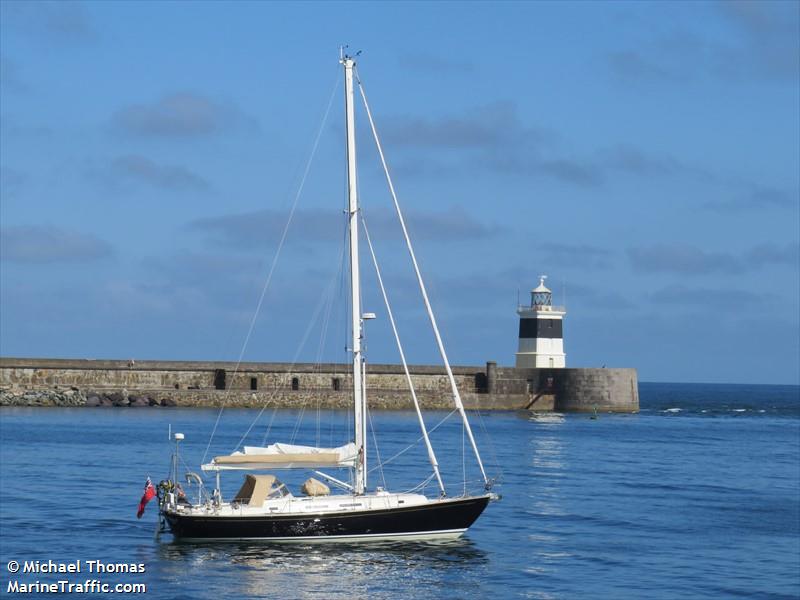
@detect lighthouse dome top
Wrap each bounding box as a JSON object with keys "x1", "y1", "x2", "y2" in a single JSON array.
[
  {"x1": 531, "y1": 275, "x2": 552, "y2": 307},
  {"x1": 532, "y1": 275, "x2": 551, "y2": 294},
  {"x1": 518, "y1": 275, "x2": 565, "y2": 315}
]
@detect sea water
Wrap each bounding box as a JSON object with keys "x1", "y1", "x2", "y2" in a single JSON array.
[{"x1": 0, "y1": 383, "x2": 798, "y2": 599}]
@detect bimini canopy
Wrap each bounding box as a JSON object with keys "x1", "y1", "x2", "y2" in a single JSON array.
[{"x1": 201, "y1": 442, "x2": 358, "y2": 471}]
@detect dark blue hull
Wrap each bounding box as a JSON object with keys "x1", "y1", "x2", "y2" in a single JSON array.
[{"x1": 164, "y1": 495, "x2": 491, "y2": 542}]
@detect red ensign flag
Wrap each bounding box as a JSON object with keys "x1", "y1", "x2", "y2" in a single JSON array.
[{"x1": 136, "y1": 477, "x2": 156, "y2": 519}]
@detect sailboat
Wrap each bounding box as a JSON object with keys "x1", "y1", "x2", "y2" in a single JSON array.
[{"x1": 156, "y1": 51, "x2": 497, "y2": 543}]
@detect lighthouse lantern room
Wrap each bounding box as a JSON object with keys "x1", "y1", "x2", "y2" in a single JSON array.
[{"x1": 515, "y1": 275, "x2": 566, "y2": 368}]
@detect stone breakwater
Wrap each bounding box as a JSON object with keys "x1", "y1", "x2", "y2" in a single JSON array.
[
  {"x1": 0, "y1": 358, "x2": 639, "y2": 412},
  {"x1": 0, "y1": 387, "x2": 497, "y2": 410}
]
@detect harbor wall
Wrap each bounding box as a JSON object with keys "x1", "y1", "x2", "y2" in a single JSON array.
[{"x1": 0, "y1": 358, "x2": 638, "y2": 412}]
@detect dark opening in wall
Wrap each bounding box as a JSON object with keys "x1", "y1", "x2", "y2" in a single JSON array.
[
  {"x1": 250, "y1": 377, "x2": 258, "y2": 391},
  {"x1": 332, "y1": 377, "x2": 341, "y2": 391},
  {"x1": 291, "y1": 377, "x2": 299, "y2": 391},
  {"x1": 474, "y1": 372, "x2": 488, "y2": 393},
  {"x1": 213, "y1": 369, "x2": 226, "y2": 390}
]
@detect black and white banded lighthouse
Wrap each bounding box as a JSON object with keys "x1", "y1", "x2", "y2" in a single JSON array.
[{"x1": 515, "y1": 276, "x2": 566, "y2": 368}]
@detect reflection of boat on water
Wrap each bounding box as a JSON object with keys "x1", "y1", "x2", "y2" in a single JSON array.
[
  {"x1": 154, "y1": 50, "x2": 497, "y2": 543},
  {"x1": 156, "y1": 538, "x2": 490, "y2": 597}
]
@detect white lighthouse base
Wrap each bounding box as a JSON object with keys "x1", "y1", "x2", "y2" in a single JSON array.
[{"x1": 515, "y1": 352, "x2": 566, "y2": 369}]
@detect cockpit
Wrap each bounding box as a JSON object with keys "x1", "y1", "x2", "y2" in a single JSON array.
[{"x1": 232, "y1": 474, "x2": 291, "y2": 507}]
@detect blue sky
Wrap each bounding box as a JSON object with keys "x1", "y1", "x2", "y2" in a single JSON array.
[{"x1": 1, "y1": 1, "x2": 798, "y2": 385}]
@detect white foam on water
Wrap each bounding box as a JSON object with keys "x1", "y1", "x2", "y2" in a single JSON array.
[
  {"x1": 733, "y1": 409, "x2": 747, "y2": 413},
  {"x1": 664, "y1": 408, "x2": 682, "y2": 413}
]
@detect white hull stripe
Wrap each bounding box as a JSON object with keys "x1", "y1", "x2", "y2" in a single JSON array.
[{"x1": 176, "y1": 528, "x2": 467, "y2": 544}]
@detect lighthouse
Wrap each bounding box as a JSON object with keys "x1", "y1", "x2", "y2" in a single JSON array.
[{"x1": 515, "y1": 276, "x2": 566, "y2": 368}]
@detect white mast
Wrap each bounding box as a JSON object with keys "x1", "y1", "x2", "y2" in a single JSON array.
[{"x1": 342, "y1": 51, "x2": 366, "y2": 495}]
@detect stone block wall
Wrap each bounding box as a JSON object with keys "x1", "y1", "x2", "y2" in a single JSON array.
[
  {"x1": 0, "y1": 358, "x2": 482, "y2": 395},
  {"x1": 553, "y1": 368, "x2": 639, "y2": 412},
  {"x1": 493, "y1": 366, "x2": 639, "y2": 412},
  {"x1": 0, "y1": 358, "x2": 638, "y2": 412}
]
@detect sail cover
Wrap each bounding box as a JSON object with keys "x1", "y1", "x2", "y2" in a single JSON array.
[{"x1": 202, "y1": 442, "x2": 358, "y2": 471}]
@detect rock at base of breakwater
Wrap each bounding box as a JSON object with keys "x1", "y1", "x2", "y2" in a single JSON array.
[{"x1": 0, "y1": 388, "x2": 88, "y2": 407}]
